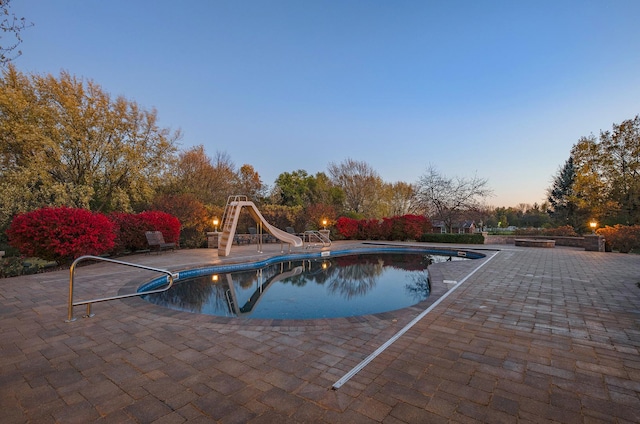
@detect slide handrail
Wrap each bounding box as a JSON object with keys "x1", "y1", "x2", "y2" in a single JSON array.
[
  {"x1": 66, "y1": 255, "x2": 179, "y2": 322},
  {"x1": 303, "y1": 230, "x2": 332, "y2": 248}
]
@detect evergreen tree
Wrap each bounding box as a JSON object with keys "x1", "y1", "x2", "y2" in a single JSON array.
[{"x1": 547, "y1": 157, "x2": 583, "y2": 227}]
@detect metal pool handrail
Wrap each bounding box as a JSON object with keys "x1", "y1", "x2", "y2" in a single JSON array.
[{"x1": 66, "y1": 255, "x2": 178, "y2": 322}]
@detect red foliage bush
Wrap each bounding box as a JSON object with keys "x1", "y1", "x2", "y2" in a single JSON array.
[
  {"x1": 336, "y1": 214, "x2": 432, "y2": 241},
  {"x1": 597, "y1": 224, "x2": 640, "y2": 253},
  {"x1": 336, "y1": 217, "x2": 360, "y2": 239},
  {"x1": 109, "y1": 212, "x2": 150, "y2": 252},
  {"x1": 6, "y1": 207, "x2": 116, "y2": 263},
  {"x1": 397, "y1": 214, "x2": 432, "y2": 240},
  {"x1": 137, "y1": 211, "x2": 181, "y2": 243}
]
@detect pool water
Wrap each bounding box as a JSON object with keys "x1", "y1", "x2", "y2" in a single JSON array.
[{"x1": 143, "y1": 252, "x2": 466, "y2": 319}]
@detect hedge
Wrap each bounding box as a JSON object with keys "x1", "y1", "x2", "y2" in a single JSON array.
[
  {"x1": 419, "y1": 233, "x2": 485, "y2": 244},
  {"x1": 7, "y1": 207, "x2": 181, "y2": 264},
  {"x1": 6, "y1": 206, "x2": 116, "y2": 264}
]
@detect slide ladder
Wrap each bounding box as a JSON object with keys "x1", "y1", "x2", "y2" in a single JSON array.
[{"x1": 218, "y1": 195, "x2": 304, "y2": 257}]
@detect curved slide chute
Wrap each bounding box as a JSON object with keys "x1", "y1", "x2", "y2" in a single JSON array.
[{"x1": 218, "y1": 198, "x2": 303, "y2": 257}]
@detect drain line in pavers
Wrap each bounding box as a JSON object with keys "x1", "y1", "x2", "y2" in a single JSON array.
[{"x1": 331, "y1": 251, "x2": 499, "y2": 389}]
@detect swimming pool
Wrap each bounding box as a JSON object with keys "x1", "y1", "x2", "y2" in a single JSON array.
[{"x1": 139, "y1": 247, "x2": 483, "y2": 320}]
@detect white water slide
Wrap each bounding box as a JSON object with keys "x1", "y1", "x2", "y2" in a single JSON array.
[{"x1": 218, "y1": 197, "x2": 303, "y2": 257}]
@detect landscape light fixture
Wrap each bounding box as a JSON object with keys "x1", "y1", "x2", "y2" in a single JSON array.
[
  {"x1": 213, "y1": 217, "x2": 219, "y2": 232},
  {"x1": 322, "y1": 218, "x2": 328, "y2": 230},
  {"x1": 589, "y1": 221, "x2": 597, "y2": 233}
]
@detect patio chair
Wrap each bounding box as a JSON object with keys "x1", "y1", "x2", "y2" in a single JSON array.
[{"x1": 145, "y1": 231, "x2": 176, "y2": 253}]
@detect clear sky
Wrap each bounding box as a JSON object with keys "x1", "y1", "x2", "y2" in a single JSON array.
[{"x1": 10, "y1": 0, "x2": 640, "y2": 207}]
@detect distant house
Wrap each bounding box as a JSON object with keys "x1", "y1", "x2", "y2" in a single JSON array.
[{"x1": 432, "y1": 220, "x2": 476, "y2": 234}]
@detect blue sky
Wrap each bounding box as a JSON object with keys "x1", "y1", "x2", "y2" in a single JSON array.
[{"x1": 11, "y1": 0, "x2": 640, "y2": 207}]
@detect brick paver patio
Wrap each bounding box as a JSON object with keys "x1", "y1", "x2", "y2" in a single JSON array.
[{"x1": 1, "y1": 242, "x2": 639, "y2": 423}]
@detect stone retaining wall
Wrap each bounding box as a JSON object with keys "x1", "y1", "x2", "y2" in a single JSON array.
[{"x1": 484, "y1": 234, "x2": 604, "y2": 251}]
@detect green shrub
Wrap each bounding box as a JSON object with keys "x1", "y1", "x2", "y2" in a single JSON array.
[
  {"x1": 0, "y1": 256, "x2": 28, "y2": 278},
  {"x1": 542, "y1": 225, "x2": 579, "y2": 237},
  {"x1": 419, "y1": 233, "x2": 485, "y2": 244}
]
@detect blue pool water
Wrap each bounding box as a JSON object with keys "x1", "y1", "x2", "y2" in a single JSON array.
[{"x1": 141, "y1": 249, "x2": 475, "y2": 320}]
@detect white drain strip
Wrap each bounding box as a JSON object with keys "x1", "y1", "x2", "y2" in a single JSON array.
[{"x1": 332, "y1": 251, "x2": 499, "y2": 389}]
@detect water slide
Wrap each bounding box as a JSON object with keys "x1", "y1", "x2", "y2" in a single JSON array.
[
  {"x1": 224, "y1": 266, "x2": 303, "y2": 316},
  {"x1": 218, "y1": 199, "x2": 303, "y2": 257}
]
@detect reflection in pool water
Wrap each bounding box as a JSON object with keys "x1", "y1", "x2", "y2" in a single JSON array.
[{"x1": 143, "y1": 253, "x2": 466, "y2": 320}]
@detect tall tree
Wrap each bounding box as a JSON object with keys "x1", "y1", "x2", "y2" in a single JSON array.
[
  {"x1": 600, "y1": 116, "x2": 640, "y2": 224},
  {"x1": 382, "y1": 181, "x2": 417, "y2": 217},
  {"x1": 570, "y1": 135, "x2": 618, "y2": 223},
  {"x1": 547, "y1": 156, "x2": 584, "y2": 227},
  {"x1": 327, "y1": 158, "x2": 383, "y2": 218},
  {"x1": 161, "y1": 147, "x2": 237, "y2": 206},
  {"x1": 236, "y1": 164, "x2": 265, "y2": 202},
  {"x1": 271, "y1": 169, "x2": 314, "y2": 207},
  {"x1": 415, "y1": 165, "x2": 493, "y2": 232},
  {"x1": 0, "y1": 66, "x2": 180, "y2": 228}
]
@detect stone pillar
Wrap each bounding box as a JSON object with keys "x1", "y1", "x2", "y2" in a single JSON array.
[
  {"x1": 584, "y1": 235, "x2": 605, "y2": 252},
  {"x1": 207, "y1": 232, "x2": 219, "y2": 249}
]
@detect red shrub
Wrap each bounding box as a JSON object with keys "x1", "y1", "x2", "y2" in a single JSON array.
[
  {"x1": 6, "y1": 207, "x2": 116, "y2": 264},
  {"x1": 336, "y1": 217, "x2": 359, "y2": 239},
  {"x1": 109, "y1": 212, "x2": 151, "y2": 252},
  {"x1": 336, "y1": 214, "x2": 431, "y2": 241},
  {"x1": 395, "y1": 214, "x2": 431, "y2": 240},
  {"x1": 360, "y1": 219, "x2": 384, "y2": 240},
  {"x1": 137, "y1": 211, "x2": 181, "y2": 243}
]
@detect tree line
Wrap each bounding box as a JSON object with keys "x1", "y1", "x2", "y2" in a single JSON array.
[
  {"x1": 2, "y1": 66, "x2": 637, "y2": 250},
  {"x1": 0, "y1": 67, "x2": 498, "y2": 246},
  {"x1": 547, "y1": 115, "x2": 640, "y2": 232}
]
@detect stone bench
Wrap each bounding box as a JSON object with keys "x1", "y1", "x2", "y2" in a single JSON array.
[{"x1": 514, "y1": 239, "x2": 555, "y2": 248}]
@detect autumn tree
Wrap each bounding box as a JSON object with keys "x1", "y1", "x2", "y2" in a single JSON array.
[
  {"x1": 327, "y1": 158, "x2": 384, "y2": 218},
  {"x1": 379, "y1": 181, "x2": 417, "y2": 217},
  {"x1": 570, "y1": 135, "x2": 616, "y2": 223},
  {"x1": 236, "y1": 164, "x2": 265, "y2": 202},
  {"x1": 0, "y1": 66, "x2": 180, "y2": 230},
  {"x1": 548, "y1": 115, "x2": 640, "y2": 229},
  {"x1": 159, "y1": 147, "x2": 239, "y2": 207},
  {"x1": 599, "y1": 116, "x2": 640, "y2": 224},
  {"x1": 415, "y1": 165, "x2": 493, "y2": 232}
]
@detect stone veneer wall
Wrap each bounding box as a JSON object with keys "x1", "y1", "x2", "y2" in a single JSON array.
[{"x1": 484, "y1": 235, "x2": 586, "y2": 248}]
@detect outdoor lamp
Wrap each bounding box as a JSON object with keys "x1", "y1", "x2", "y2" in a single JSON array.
[
  {"x1": 213, "y1": 217, "x2": 219, "y2": 232},
  {"x1": 322, "y1": 219, "x2": 328, "y2": 230},
  {"x1": 589, "y1": 221, "x2": 597, "y2": 233}
]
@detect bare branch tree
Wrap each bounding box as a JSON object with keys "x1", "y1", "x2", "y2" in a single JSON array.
[
  {"x1": 1, "y1": 0, "x2": 33, "y2": 67},
  {"x1": 416, "y1": 165, "x2": 493, "y2": 232},
  {"x1": 327, "y1": 158, "x2": 383, "y2": 217}
]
